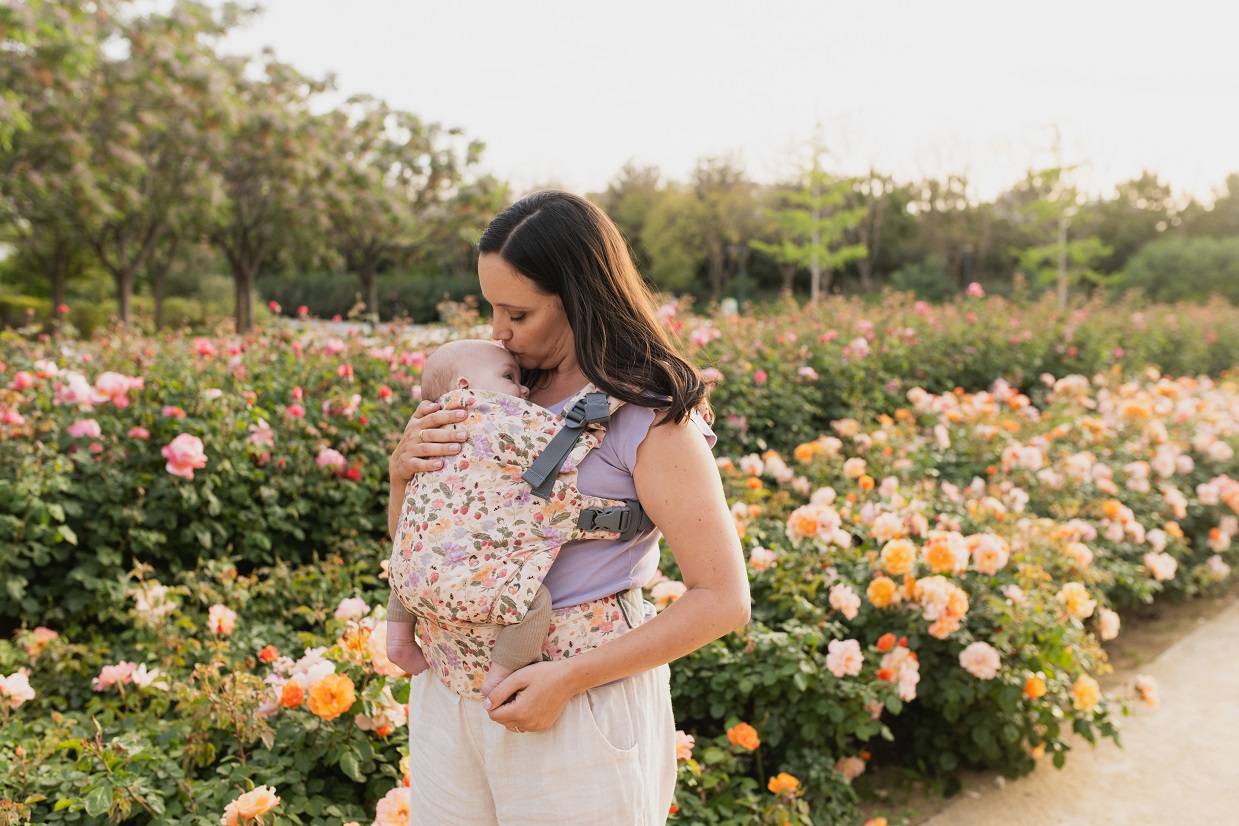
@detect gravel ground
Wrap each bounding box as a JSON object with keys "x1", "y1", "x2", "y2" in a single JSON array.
[{"x1": 923, "y1": 597, "x2": 1239, "y2": 825}]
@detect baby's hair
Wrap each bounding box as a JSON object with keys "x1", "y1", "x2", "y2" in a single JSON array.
[{"x1": 420, "y1": 339, "x2": 501, "y2": 400}]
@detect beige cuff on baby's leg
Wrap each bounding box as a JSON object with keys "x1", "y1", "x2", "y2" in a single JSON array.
[
  {"x1": 386, "y1": 590, "x2": 416, "y2": 624},
  {"x1": 491, "y1": 585, "x2": 552, "y2": 671}
]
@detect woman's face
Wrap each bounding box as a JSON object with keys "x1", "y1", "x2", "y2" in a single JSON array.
[{"x1": 478, "y1": 253, "x2": 575, "y2": 374}]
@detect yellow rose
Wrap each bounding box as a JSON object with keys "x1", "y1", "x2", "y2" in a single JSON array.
[
  {"x1": 866, "y1": 576, "x2": 900, "y2": 609},
  {"x1": 1072, "y1": 674, "x2": 1101, "y2": 712}
]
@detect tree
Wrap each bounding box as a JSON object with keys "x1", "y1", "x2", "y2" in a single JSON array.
[
  {"x1": 1180, "y1": 173, "x2": 1239, "y2": 239},
  {"x1": 72, "y1": 1, "x2": 235, "y2": 324},
  {"x1": 206, "y1": 52, "x2": 329, "y2": 333},
  {"x1": 0, "y1": 0, "x2": 115, "y2": 313},
  {"x1": 1006, "y1": 165, "x2": 1114, "y2": 306},
  {"x1": 594, "y1": 161, "x2": 662, "y2": 271},
  {"x1": 317, "y1": 95, "x2": 481, "y2": 316},
  {"x1": 750, "y1": 147, "x2": 866, "y2": 301},
  {"x1": 1076, "y1": 172, "x2": 1176, "y2": 274}
]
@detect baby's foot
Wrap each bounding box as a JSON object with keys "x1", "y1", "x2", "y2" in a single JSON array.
[{"x1": 481, "y1": 662, "x2": 514, "y2": 699}]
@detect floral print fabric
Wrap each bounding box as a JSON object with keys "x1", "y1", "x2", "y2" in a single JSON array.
[{"x1": 388, "y1": 386, "x2": 639, "y2": 699}]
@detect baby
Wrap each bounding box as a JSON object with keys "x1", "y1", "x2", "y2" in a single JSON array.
[{"x1": 385, "y1": 339, "x2": 553, "y2": 698}]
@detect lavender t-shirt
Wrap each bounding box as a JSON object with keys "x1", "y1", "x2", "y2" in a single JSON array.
[{"x1": 540, "y1": 395, "x2": 717, "y2": 609}]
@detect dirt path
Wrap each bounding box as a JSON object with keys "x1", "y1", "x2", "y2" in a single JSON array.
[{"x1": 921, "y1": 596, "x2": 1239, "y2": 825}]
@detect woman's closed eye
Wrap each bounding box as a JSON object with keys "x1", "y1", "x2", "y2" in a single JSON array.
[{"x1": 507, "y1": 313, "x2": 526, "y2": 323}]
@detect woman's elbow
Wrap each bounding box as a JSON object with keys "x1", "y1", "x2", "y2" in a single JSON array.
[{"x1": 725, "y1": 583, "x2": 752, "y2": 633}]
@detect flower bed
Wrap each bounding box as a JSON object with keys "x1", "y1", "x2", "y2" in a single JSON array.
[{"x1": 1, "y1": 293, "x2": 1237, "y2": 824}]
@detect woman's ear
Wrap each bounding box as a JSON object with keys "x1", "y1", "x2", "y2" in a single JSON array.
[{"x1": 456, "y1": 376, "x2": 471, "y2": 390}]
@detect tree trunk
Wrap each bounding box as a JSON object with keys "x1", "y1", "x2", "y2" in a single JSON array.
[
  {"x1": 858, "y1": 258, "x2": 873, "y2": 293},
  {"x1": 361, "y1": 261, "x2": 379, "y2": 320},
  {"x1": 150, "y1": 236, "x2": 180, "y2": 331},
  {"x1": 234, "y1": 265, "x2": 254, "y2": 333},
  {"x1": 779, "y1": 263, "x2": 797, "y2": 295},
  {"x1": 113, "y1": 268, "x2": 135, "y2": 326},
  {"x1": 707, "y1": 251, "x2": 726, "y2": 303}
]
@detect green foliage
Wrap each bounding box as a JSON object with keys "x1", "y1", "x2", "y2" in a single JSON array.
[
  {"x1": 2, "y1": 294, "x2": 1238, "y2": 825},
  {"x1": 1120, "y1": 236, "x2": 1239, "y2": 304}
]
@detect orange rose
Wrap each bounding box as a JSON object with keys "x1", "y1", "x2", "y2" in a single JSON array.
[
  {"x1": 1024, "y1": 675, "x2": 1047, "y2": 700},
  {"x1": 726, "y1": 722, "x2": 760, "y2": 751},
  {"x1": 257, "y1": 645, "x2": 278, "y2": 664},
  {"x1": 878, "y1": 539, "x2": 916, "y2": 576},
  {"x1": 866, "y1": 576, "x2": 900, "y2": 609},
  {"x1": 747, "y1": 477, "x2": 763, "y2": 491},
  {"x1": 793, "y1": 443, "x2": 817, "y2": 462},
  {"x1": 923, "y1": 533, "x2": 964, "y2": 574},
  {"x1": 1164, "y1": 521, "x2": 1183, "y2": 539},
  {"x1": 767, "y1": 772, "x2": 800, "y2": 794},
  {"x1": 875, "y1": 633, "x2": 896, "y2": 653},
  {"x1": 858, "y1": 474, "x2": 875, "y2": 491},
  {"x1": 307, "y1": 673, "x2": 356, "y2": 721},
  {"x1": 864, "y1": 819, "x2": 889, "y2": 826},
  {"x1": 279, "y1": 680, "x2": 304, "y2": 709}
]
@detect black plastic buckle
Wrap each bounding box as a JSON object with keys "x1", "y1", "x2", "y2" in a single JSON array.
[{"x1": 579, "y1": 506, "x2": 632, "y2": 535}]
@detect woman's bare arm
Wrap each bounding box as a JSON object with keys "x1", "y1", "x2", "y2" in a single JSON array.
[{"x1": 485, "y1": 415, "x2": 750, "y2": 731}]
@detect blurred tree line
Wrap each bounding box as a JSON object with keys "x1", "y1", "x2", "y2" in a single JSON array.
[{"x1": 3, "y1": 0, "x2": 1238, "y2": 334}]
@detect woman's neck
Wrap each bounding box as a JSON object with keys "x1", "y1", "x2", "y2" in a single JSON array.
[{"x1": 530, "y1": 369, "x2": 590, "y2": 408}]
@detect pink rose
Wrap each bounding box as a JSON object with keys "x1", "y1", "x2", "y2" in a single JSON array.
[
  {"x1": 161, "y1": 433, "x2": 207, "y2": 479},
  {"x1": 8, "y1": 371, "x2": 34, "y2": 390},
  {"x1": 965, "y1": 282, "x2": 985, "y2": 298},
  {"x1": 66, "y1": 419, "x2": 102, "y2": 439},
  {"x1": 316, "y1": 448, "x2": 346, "y2": 470},
  {"x1": 128, "y1": 426, "x2": 150, "y2": 440},
  {"x1": 826, "y1": 639, "x2": 864, "y2": 678},
  {"x1": 959, "y1": 641, "x2": 1001, "y2": 680},
  {"x1": 333, "y1": 597, "x2": 369, "y2": 620},
  {"x1": 92, "y1": 371, "x2": 133, "y2": 408}
]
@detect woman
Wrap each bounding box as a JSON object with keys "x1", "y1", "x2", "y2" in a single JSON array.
[{"x1": 387, "y1": 190, "x2": 749, "y2": 824}]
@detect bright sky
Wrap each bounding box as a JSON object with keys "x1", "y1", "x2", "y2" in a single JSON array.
[{"x1": 220, "y1": 0, "x2": 1239, "y2": 204}]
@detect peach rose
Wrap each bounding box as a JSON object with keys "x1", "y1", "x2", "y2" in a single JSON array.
[
  {"x1": 208, "y1": 604, "x2": 238, "y2": 635},
  {"x1": 1055, "y1": 583, "x2": 1096, "y2": 619},
  {"x1": 826, "y1": 639, "x2": 864, "y2": 678},
  {"x1": 675, "y1": 730, "x2": 695, "y2": 761},
  {"x1": 230, "y1": 786, "x2": 280, "y2": 820},
  {"x1": 1072, "y1": 674, "x2": 1101, "y2": 712},
  {"x1": 959, "y1": 641, "x2": 1001, "y2": 680}
]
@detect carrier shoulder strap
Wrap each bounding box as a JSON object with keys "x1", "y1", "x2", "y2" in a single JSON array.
[{"x1": 521, "y1": 391, "x2": 612, "y2": 499}]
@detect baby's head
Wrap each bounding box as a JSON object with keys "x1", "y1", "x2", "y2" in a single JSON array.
[{"x1": 421, "y1": 339, "x2": 529, "y2": 401}]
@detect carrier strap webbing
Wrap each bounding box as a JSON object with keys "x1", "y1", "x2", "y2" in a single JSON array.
[{"x1": 522, "y1": 391, "x2": 612, "y2": 499}]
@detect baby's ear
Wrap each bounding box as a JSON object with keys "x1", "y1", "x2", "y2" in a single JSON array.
[{"x1": 456, "y1": 377, "x2": 470, "y2": 390}]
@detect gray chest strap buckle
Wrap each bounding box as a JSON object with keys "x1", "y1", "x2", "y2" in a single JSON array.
[{"x1": 577, "y1": 499, "x2": 655, "y2": 540}]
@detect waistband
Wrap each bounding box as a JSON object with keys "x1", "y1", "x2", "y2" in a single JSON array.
[{"x1": 414, "y1": 589, "x2": 650, "y2": 700}]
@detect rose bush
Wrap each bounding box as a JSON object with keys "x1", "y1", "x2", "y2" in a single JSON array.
[{"x1": 1, "y1": 292, "x2": 1237, "y2": 824}]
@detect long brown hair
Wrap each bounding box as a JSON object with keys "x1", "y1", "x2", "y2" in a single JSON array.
[{"x1": 478, "y1": 190, "x2": 710, "y2": 425}]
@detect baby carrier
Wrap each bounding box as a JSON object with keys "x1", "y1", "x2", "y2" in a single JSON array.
[{"x1": 388, "y1": 385, "x2": 657, "y2": 698}]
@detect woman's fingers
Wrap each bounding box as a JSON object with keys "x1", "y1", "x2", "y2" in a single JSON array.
[{"x1": 390, "y1": 403, "x2": 470, "y2": 482}]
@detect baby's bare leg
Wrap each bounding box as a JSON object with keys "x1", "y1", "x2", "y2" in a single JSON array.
[{"x1": 482, "y1": 585, "x2": 552, "y2": 698}]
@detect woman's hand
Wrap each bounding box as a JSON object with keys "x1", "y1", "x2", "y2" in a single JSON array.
[
  {"x1": 388, "y1": 400, "x2": 470, "y2": 486},
  {"x1": 482, "y1": 660, "x2": 576, "y2": 733}
]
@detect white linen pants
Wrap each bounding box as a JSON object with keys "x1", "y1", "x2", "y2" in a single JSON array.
[{"x1": 406, "y1": 665, "x2": 676, "y2": 825}]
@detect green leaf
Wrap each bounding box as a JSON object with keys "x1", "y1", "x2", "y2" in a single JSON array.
[
  {"x1": 339, "y1": 749, "x2": 363, "y2": 781},
  {"x1": 57, "y1": 524, "x2": 78, "y2": 545},
  {"x1": 84, "y1": 786, "x2": 111, "y2": 817}
]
